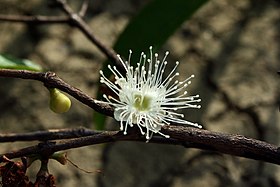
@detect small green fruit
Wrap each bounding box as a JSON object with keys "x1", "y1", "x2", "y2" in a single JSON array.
[
  {"x1": 51, "y1": 152, "x2": 68, "y2": 165},
  {"x1": 49, "y1": 88, "x2": 71, "y2": 113}
]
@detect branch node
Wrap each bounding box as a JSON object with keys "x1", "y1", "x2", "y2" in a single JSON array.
[{"x1": 38, "y1": 141, "x2": 56, "y2": 158}]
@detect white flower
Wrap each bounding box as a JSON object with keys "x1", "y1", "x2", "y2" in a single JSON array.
[{"x1": 100, "y1": 46, "x2": 201, "y2": 140}]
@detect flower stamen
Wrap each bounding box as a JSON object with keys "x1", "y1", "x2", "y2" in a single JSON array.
[{"x1": 100, "y1": 46, "x2": 201, "y2": 140}]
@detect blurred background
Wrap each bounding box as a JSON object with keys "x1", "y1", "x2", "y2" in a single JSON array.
[{"x1": 0, "y1": 0, "x2": 279, "y2": 186}]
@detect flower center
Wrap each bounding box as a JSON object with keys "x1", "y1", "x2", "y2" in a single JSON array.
[{"x1": 133, "y1": 94, "x2": 151, "y2": 111}]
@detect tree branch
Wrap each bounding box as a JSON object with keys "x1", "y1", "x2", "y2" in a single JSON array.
[
  {"x1": 0, "y1": 69, "x2": 114, "y2": 117},
  {"x1": 161, "y1": 126, "x2": 280, "y2": 165},
  {"x1": 1, "y1": 68, "x2": 280, "y2": 165},
  {"x1": 78, "y1": 0, "x2": 89, "y2": 17},
  {"x1": 0, "y1": 0, "x2": 122, "y2": 68},
  {"x1": 55, "y1": 0, "x2": 121, "y2": 66},
  {"x1": 0, "y1": 14, "x2": 70, "y2": 24},
  {"x1": 1, "y1": 125, "x2": 280, "y2": 165},
  {"x1": 0, "y1": 127, "x2": 98, "y2": 142}
]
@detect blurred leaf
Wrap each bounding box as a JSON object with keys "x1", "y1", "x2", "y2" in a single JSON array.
[
  {"x1": 94, "y1": 0, "x2": 208, "y2": 130},
  {"x1": 114, "y1": 0, "x2": 208, "y2": 58},
  {"x1": 0, "y1": 54, "x2": 42, "y2": 71}
]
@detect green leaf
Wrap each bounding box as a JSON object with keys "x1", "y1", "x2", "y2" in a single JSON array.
[
  {"x1": 94, "y1": 0, "x2": 208, "y2": 130},
  {"x1": 0, "y1": 54, "x2": 42, "y2": 71},
  {"x1": 114, "y1": 0, "x2": 208, "y2": 58}
]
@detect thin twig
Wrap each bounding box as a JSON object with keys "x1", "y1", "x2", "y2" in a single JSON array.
[
  {"x1": 55, "y1": 0, "x2": 122, "y2": 67},
  {"x1": 79, "y1": 0, "x2": 90, "y2": 17},
  {"x1": 0, "y1": 0, "x2": 122, "y2": 68},
  {"x1": 1, "y1": 125, "x2": 280, "y2": 165},
  {"x1": 0, "y1": 127, "x2": 98, "y2": 142},
  {"x1": 0, "y1": 69, "x2": 280, "y2": 165},
  {"x1": 161, "y1": 126, "x2": 280, "y2": 165},
  {"x1": 0, "y1": 14, "x2": 70, "y2": 24},
  {"x1": 0, "y1": 69, "x2": 114, "y2": 116}
]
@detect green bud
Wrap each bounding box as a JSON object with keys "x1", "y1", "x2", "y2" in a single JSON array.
[
  {"x1": 51, "y1": 152, "x2": 67, "y2": 165},
  {"x1": 49, "y1": 88, "x2": 71, "y2": 113}
]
